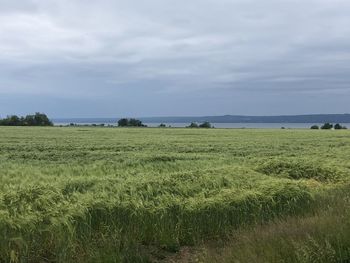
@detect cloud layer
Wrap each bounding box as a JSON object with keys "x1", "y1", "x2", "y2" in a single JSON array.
[{"x1": 0, "y1": 0, "x2": 349, "y2": 117}]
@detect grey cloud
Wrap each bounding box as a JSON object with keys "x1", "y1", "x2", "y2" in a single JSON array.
[{"x1": 0, "y1": 0, "x2": 349, "y2": 116}]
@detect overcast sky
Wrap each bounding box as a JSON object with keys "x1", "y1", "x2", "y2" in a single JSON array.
[{"x1": 0, "y1": 0, "x2": 349, "y2": 117}]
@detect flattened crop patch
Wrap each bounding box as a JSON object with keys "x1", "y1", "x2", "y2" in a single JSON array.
[{"x1": 256, "y1": 159, "x2": 344, "y2": 182}]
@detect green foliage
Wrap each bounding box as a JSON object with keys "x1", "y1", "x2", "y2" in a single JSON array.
[
  {"x1": 117, "y1": 118, "x2": 129, "y2": 127},
  {"x1": 321, "y1": 123, "x2": 333, "y2": 129},
  {"x1": 199, "y1": 122, "x2": 212, "y2": 128},
  {"x1": 187, "y1": 122, "x2": 199, "y2": 128},
  {"x1": 316, "y1": 123, "x2": 348, "y2": 130},
  {"x1": 117, "y1": 118, "x2": 146, "y2": 127},
  {"x1": 0, "y1": 113, "x2": 53, "y2": 126},
  {"x1": 310, "y1": 125, "x2": 319, "y2": 129},
  {"x1": 0, "y1": 127, "x2": 349, "y2": 262},
  {"x1": 187, "y1": 122, "x2": 212, "y2": 128},
  {"x1": 334, "y1": 123, "x2": 347, "y2": 130}
]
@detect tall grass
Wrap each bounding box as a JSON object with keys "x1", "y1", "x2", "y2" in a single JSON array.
[
  {"x1": 0, "y1": 127, "x2": 349, "y2": 262},
  {"x1": 197, "y1": 185, "x2": 350, "y2": 263}
]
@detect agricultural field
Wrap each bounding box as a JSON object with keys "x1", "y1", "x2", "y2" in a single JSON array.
[{"x1": 0, "y1": 127, "x2": 349, "y2": 262}]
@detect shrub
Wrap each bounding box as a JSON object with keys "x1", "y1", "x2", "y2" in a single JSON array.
[
  {"x1": 118, "y1": 118, "x2": 129, "y2": 127},
  {"x1": 321, "y1": 123, "x2": 333, "y2": 130},
  {"x1": 187, "y1": 122, "x2": 212, "y2": 128},
  {"x1": 199, "y1": 122, "x2": 212, "y2": 128},
  {"x1": 117, "y1": 118, "x2": 147, "y2": 127},
  {"x1": 334, "y1": 123, "x2": 347, "y2": 130},
  {"x1": 187, "y1": 122, "x2": 199, "y2": 128},
  {"x1": 310, "y1": 125, "x2": 319, "y2": 130}
]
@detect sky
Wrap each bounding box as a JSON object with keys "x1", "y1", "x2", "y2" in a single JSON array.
[{"x1": 0, "y1": 0, "x2": 349, "y2": 118}]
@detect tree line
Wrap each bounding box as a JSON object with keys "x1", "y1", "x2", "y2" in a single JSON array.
[
  {"x1": 6, "y1": 114, "x2": 347, "y2": 130},
  {"x1": 311, "y1": 123, "x2": 347, "y2": 130},
  {"x1": 0, "y1": 113, "x2": 53, "y2": 126},
  {"x1": 187, "y1": 122, "x2": 212, "y2": 128},
  {"x1": 117, "y1": 119, "x2": 213, "y2": 128},
  {"x1": 117, "y1": 118, "x2": 147, "y2": 127}
]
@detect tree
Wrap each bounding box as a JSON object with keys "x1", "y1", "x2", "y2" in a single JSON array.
[
  {"x1": 187, "y1": 122, "x2": 199, "y2": 128},
  {"x1": 0, "y1": 113, "x2": 52, "y2": 126},
  {"x1": 321, "y1": 123, "x2": 333, "y2": 130},
  {"x1": 10, "y1": 115, "x2": 21, "y2": 126},
  {"x1": 0, "y1": 115, "x2": 21, "y2": 126},
  {"x1": 34, "y1": 112, "x2": 53, "y2": 126},
  {"x1": 199, "y1": 122, "x2": 212, "y2": 128},
  {"x1": 310, "y1": 125, "x2": 319, "y2": 129},
  {"x1": 117, "y1": 118, "x2": 146, "y2": 127},
  {"x1": 24, "y1": 115, "x2": 35, "y2": 126},
  {"x1": 159, "y1": 123, "x2": 166, "y2": 128},
  {"x1": 334, "y1": 123, "x2": 347, "y2": 130},
  {"x1": 334, "y1": 123, "x2": 342, "y2": 130},
  {"x1": 129, "y1": 118, "x2": 144, "y2": 127},
  {"x1": 118, "y1": 118, "x2": 129, "y2": 127}
]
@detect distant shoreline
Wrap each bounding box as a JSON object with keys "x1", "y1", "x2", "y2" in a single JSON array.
[
  {"x1": 53, "y1": 114, "x2": 350, "y2": 124},
  {"x1": 52, "y1": 122, "x2": 350, "y2": 129}
]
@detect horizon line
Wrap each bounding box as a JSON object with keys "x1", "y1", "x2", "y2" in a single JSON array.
[{"x1": 51, "y1": 113, "x2": 350, "y2": 119}]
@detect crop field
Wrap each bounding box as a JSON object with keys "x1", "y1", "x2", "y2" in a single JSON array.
[{"x1": 0, "y1": 127, "x2": 349, "y2": 262}]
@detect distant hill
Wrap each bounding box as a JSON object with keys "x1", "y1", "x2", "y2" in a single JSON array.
[
  {"x1": 141, "y1": 114, "x2": 350, "y2": 123},
  {"x1": 53, "y1": 114, "x2": 350, "y2": 124}
]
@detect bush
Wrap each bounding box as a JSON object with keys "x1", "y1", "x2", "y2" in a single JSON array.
[
  {"x1": 334, "y1": 123, "x2": 347, "y2": 130},
  {"x1": 187, "y1": 122, "x2": 199, "y2": 128},
  {"x1": 187, "y1": 122, "x2": 212, "y2": 128},
  {"x1": 321, "y1": 123, "x2": 333, "y2": 130},
  {"x1": 118, "y1": 118, "x2": 129, "y2": 127},
  {"x1": 117, "y1": 118, "x2": 147, "y2": 127},
  {"x1": 199, "y1": 122, "x2": 212, "y2": 128},
  {"x1": 310, "y1": 125, "x2": 319, "y2": 130}
]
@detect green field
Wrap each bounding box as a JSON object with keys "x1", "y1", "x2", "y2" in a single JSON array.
[{"x1": 0, "y1": 127, "x2": 349, "y2": 262}]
